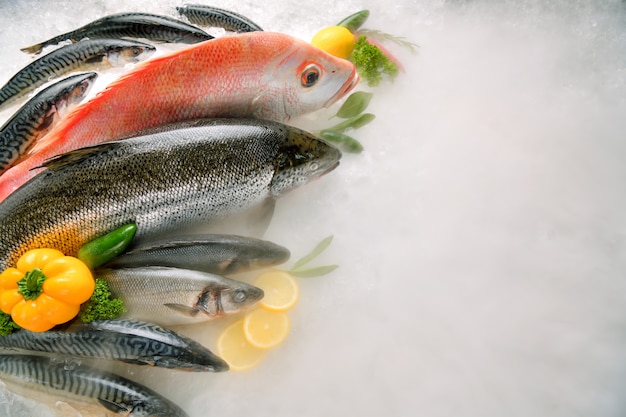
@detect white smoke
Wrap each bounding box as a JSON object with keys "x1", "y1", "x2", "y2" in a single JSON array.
[{"x1": 0, "y1": 1, "x2": 625, "y2": 416}]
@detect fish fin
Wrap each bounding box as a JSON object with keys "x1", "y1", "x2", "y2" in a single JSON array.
[
  {"x1": 247, "y1": 197, "x2": 276, "y2": 237},
  {"x1": 38, "y1": 141, "x2": 123, "y2": 171},
  {"x1": 38, "y1": 106, "x2": 57, "y2": 131},
  {"x1": 165, "y1": 303, "x2": 201, "y2": 317},
  {"x1": 97, "y1": 398, "x2": 131, "y2": 413},
  {"x1": 118, "y1": 358, "x2": 150, "y2": 366},
  {"x1": 84, "y1": 54, "x2": 106, "y2": 64},
  {"x1": 20, "y1": 43, "x2": 44, "y2": 55}
]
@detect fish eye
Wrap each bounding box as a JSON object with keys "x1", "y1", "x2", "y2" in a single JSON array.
[
  {"x1": 301, "y1": 64, "x2": 321, "y2": 88},
  {"x1": 131, "y1": 47, "x2": 142, "y2": 56},
  {"x1": 233, "y1": 290, "x2": 247, "y2": 303},
  {"x1": 308, "y1": 161, "x2": 319, "y2": 171}
]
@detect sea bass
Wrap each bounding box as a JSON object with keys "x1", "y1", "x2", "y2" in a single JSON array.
[
  {"x1": 0, "y1": 38, "x2": 155, "y2": 111},
  {"x1": 97, "y1": 267, "x2": 264, "y2": 326},
  {"x1": 0, "y1": 319, "x2": 228, "y2": 372},
  {"x1": 106, "y1": 234, "x2": 290, "y2": 274},
  {"x1": 0, "y1": 72, "x2": 97, "y2": 174},
  {"x1": 0, "y1": 118, "x2": 341, "y2": 271},
  {"x1": 21, "y1": 12, "x2": 213, "y2": 55},
  {"x1": 0, "y1": 354, "x2": 188, "y2": 417},
  {"x1": 0, "y1": 31, "x2": 357, "y2": 201}
]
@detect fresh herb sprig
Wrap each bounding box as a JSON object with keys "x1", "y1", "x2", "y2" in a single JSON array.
[
  {"x1": 318, "y1": 91, "x2": 374, "y2": 153},
  {"x1": 287, "y1": 235, "x2": 338, "y2": 277}
]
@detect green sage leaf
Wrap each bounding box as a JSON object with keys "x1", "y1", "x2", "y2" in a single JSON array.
[
  {"x1": 335, "y1": 92, "x2": 374, "y2": 119},
  {"x1": 290, "y1": 265, "x2": 339, "y2": 278},
  {"x1": 291, "y1": 235, "x2": 334, "y2": 270}
]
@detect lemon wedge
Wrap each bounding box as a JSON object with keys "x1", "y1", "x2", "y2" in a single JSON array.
[
  {"x1": 216, "y1": 319, "x2": 265, "y2": 371},
  {"x1": 254, "y1": 270, "x2": 299, "y2": 312},
  {"x1": 243, "y1": 309, "x2": 290, "y2": 350},
  {"x1": 311, "y1": 26, "x2": 356, "y2": 59}
]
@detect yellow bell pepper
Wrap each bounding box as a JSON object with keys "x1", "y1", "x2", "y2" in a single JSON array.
[{"x1": 0, "y1": 248, "x2": 95, "y2": 332}]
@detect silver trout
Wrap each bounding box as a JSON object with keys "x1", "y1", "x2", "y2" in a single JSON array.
[
  {"x1": 176, "y1": 4, "x2": 263, "y2": 32},
  {"x1": 0, "y1": 118, "x2": 341, "y2": 271},
  {"x1": 0, "y1": 354, "x2": 188, "y2": 416},
  {"x1": 0, "y1": 38, "x2": 155, "y2": 110},
  {"x1": 105, "y1": 234, "x2": 290, "y2": 274},
  {"x1": 97, "y1": 267, "x2": 264, "y2": 326},
  {"x1": 0, "y1": 319, "x2": 228, "y2": 372},
  {"x1": 0, "y1": 72, "x2": 97, "y2": 174},
  {"x1": 21, "y1": 12, "x2": 213, "y2": 55}
]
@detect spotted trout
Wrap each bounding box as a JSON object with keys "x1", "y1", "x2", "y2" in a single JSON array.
[
  {"x1": 0, "y1": 118, "x2": 341, "y2": 271},
  {"x1": 0, "y1": 31, "x2": 357, "y2": 201}
]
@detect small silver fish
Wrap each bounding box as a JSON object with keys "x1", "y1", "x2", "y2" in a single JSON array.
[
  {"x1": 0, "y1": 38, "x2": 155, "y2": 110},
  {"x1": 0, "y1": 72, "x2": 97, "y2": 174},
  {"x1": 97, "y1": 266, "x2": 264, "y2": 326},
  {"x1": 21, "y1": 12, "x2": 213, "y2": 55},
  {"x1": 176, "y1": 4, "x2": 263, "y2": 32},
  {"x1": 0, "y1": 118, "x2": 341, "y2": 271},
  {"x1": 0, "y1": 319, "x2": 228, "y2": 372},
  {"x1": 106, "y1": 234, "x2": 290, "y2": 274},
  {"x1": 0, "y1": 354, "x2": 188, "y2": 417}
]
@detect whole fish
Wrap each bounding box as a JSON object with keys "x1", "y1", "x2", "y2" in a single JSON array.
[
  {"x1": 21, "y1": 12, "x2": 213, "y2": 55},
  {"x1": 0, "y1": 72, "x2": 97, "y2": 175},
  {"x1": 0, "y1": 354, "x2": 188, "y2": 417},
  {"x1": 98, "y1": 267, "x2": 264, "y2": 326},
  {"x1": 0, "y1": 118, "x2": 341, "y2": 272},
  {"x1": 0, "y1": 38, "x2": 155, "y2": 112},
  {"x1": 0, "y1": 319, "x2": 228, "y2": 372},
  {"x1": 0, "y1": 31, "x2": 357, "y2": 201},
  {"x1": 176, "y1": 4, "x2": 263, "y2": 32},
  {"x1": 106, "y1": 234, "x2": 290, "y2": 274}
]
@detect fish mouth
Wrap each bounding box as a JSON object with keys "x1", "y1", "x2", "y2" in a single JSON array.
[{"x1": 325, "y1": 67, "x2": 360, "y2": 108}]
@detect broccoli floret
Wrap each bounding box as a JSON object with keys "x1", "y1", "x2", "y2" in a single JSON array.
[
  {"x1": 0, "y1": 311, "x2": 19, "y2": 336},
  {"x1": 79, "y1": 278, "x2": 126, "y2": 323},
  {"x1": 350, "y1": 36, "x2": 399, "y2": 87}
]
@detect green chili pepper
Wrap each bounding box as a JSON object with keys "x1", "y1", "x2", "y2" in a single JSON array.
[
  {"x1": 337, "y1": 10, "x2": 370, "y2": 33},
  {"x1": 77, "y1": 223, "x2": 137, "y2": 269}
]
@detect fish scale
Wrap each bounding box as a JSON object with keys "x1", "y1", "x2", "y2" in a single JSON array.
[
  {"x1": 0, "y1": 354, "x2": 188, "y2": 416},
  {"x1": 0, "y1": 118, "x2": 341, "y2": 272},
  {"x1": 0, "y1": 38, "x2": 155, "y2": 110}
]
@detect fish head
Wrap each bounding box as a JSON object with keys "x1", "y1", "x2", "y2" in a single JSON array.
[
  {"x1": 255, "y1": 33, "x2": 360, "y2": 121},
  {"x1": 270, "y1": 128, "x2": 342, "y2": 197},
  {"x1": 108, "y1": 41, "x2": 156, "y2": 65},
  {"x1": 57, "y1": 72, "x2": 98, "y2": 113},
  {"x1": 197, "y1": 280, "x2": 264, "y2": 316}
]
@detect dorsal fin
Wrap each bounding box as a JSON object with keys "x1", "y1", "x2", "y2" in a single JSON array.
[{"x1": 38, "y1": 141, "x2": 122, "y2": 171}]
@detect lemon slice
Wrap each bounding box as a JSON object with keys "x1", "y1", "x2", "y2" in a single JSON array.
[
  {"x1": 243, "y1": 309, "x2": 290, "y2": 350},
  {"x1": 216, "y1": 319, "x2": 265, "y2": 371},
  {"x1": 254, "y1": 270, "x2": 299, "y2": 312}
]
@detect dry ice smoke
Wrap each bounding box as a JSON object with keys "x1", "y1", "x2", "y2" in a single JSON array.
[{"x1": 1, "y1": 1, "x2": 625, "y2": 416}]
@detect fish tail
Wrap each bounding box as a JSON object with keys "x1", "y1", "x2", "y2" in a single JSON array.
[{"x1": 19, "y1": 43, "x2": 44, "y2": 55}]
